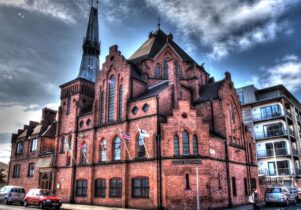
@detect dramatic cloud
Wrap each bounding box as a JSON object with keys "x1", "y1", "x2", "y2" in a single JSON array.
[
  {"x1": 0, "y1": 0, "x2": 90, "y2": 23},
  {"x1": 247, "y1": 54, "x2": 301, "y2": 92},
  {"x1": 145, "y1": 0, "x2": 300, "y2": 59}
]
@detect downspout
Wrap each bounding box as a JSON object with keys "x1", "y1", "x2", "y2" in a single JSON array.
[
  {"x1": 156, "y1": 95, "x2": 163, "y2": 210},
  {"x1": 70, "y1": 115, "x2": 79, "y2": 203},
  {"x1": 242, "y1": 123, "x2": 251, "y2": 195}
]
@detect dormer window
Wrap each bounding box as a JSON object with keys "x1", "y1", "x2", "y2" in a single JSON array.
[{"x1": 164, "y1": 59, "x2": 169, "y2": 79}]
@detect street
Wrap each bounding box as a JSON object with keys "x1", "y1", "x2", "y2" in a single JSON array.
[{"x1": 2, "y1": 203, "x2": 301, "y2": 210}]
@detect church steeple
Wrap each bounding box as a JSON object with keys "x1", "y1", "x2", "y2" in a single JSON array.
[{"x1": 77, "y1": 0, "x2": 100, "y2": 83}]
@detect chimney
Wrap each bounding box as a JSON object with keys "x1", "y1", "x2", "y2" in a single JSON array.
[{"x1": 41, "y1": 108, "x2": 57, "y2": 125}]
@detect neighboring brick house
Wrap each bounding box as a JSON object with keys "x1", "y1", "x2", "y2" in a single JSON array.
[
  {"x1": 8, "y1": 3, "x2": 259, "y2": 210},
  {"x1": 8, "y1": 108, "x2": 57, "y2": 192}
]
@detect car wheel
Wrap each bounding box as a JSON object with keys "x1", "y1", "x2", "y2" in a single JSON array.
[
  {"x1": 39, "y1": 202, "x2": 44, "y2": 209},
  {"x1": 55, "y1": 207, "x2": 60, "y2": 210},
  {"x1": 4, "y1": 198, "x2": 10, "y2": 205},
  {"x1": 24, "y1": 200, "x2": 28, "y2": 207}
]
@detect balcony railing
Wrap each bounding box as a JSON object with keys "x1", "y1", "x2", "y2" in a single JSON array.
[
  {"x1": 251, "y1": 109, "x2": 292, "y2": 122},
  {"x1": 255, "y1": 129, "x2": 288, "y2": 140},
  {"x1": 259, "y1": 168, "x2": 293, "y2": 176},
  {"x1": 257, "y1": 148, "x2": 294, "y2": 158}
]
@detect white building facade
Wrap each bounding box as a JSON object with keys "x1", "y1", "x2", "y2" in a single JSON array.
[{"x1": 237, "y1": 85, "x2": 301, "y2": 187}]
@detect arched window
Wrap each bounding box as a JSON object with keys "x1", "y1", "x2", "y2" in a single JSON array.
[
  {"x1": 175, "y1": 60, "x2": 181, "y2": 77},
  {"x1": 100, "y1": 91, "x2": 105, "y2": 124},
  {"x1": 193, "y1": 135, "x2": 198, "y2": 155},
  {"x1": 81, "y1": 142, "x2": 87, "y2": 164},
  {"x1": 60, "y1": 137, "x2": 65, "y2": 153},
  {"x1": 138, "y1": 134, "x2": 145, "y2": 157},
  {"x1": 100, "y1": 139, "x2": 107, "y2": 162},
  {"x1": 229, "y1": 103, "x2": 235, "y2": 123},
  {"x1": 164, "y1": 58, "x2": 169, "y2": 79},
  {"x1": 108, "y1": 76, "x2": 115, "y2": 122},
  {"x1": 155, "y1": 63, "x2": 161, "y2": 78},
  {"x1": 174, "y1": 135, "x2": 180, "y2": 156},
  {"x1": 182, "y1": 130, "x2": 189, "y2": 155},
  {"x1": 118, "y1": 85, "x2": 123, "y2": 121},
  {"x1": 66, "y1": 95, "x2": 71, "y2": 115},
  {"x1": 113, "y1": 137, "x2": 121, "y2": 160},
  {"x1": 66, "y1": 135, "x2": 72, "y2": 166}
]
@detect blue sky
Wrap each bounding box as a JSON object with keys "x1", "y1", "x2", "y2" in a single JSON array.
[{"x1": 0, "y1": 0, "x2": 301, "y2": 163}]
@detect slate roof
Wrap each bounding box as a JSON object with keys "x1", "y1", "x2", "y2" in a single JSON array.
[
  {"x1": 129, "y1": 29, "x2": 195, "y2": 64},
  {"x1": 196, "y1": 80, "x2": 225, "y2": 103},
  {"x1": 133, "y1": 80, "x2": 169, "y2": 101},
  {"x1": 42, "y1": 122, "x2": 57, "y2": 138}
]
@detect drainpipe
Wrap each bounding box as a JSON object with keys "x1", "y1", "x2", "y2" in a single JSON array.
[
  {"x1": 70, "y1": 115, "x2": 79, "y2": 203},
  {"x1": 156, "y1": 95, "x2": 163, "y2": 210}
]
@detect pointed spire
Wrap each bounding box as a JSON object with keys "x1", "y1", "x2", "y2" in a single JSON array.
[
  {"x1": 157, "y1": 16, "x2": 160, "y2": 30},
  {"x1": 77, "y1": 2, "x2": 100, "y2": 83}
]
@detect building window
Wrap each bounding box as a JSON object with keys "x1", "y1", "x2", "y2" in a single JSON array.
[
  {"x1": 108, "y1": 76, "x2": 115, "y2": 122},
  {"x1": 95, "y1": 179, "x2": 106, "y2": 198},
  {"x1": 260, "y1": 104, "x2": 281, "y2": 119},
  {"x1": 113, "y1": 137, "x2": 121, "y2": 161},
  {"x1": 30, "y1": 138, "x2": 38, "y2": 152},
  {"x1": 142, "y1": 103, "x2": 149, "y2": 112},
  {"x1": 80, "y1": 143, "x2": 87, "y2": 164},
  {"x1": 263, "y1": 123, "x2": 284, "y2": 137},
  {"x1": 173, "y1": 135, "x2": 180, "y2": 156},
  {"x1": 66, "y1": 136, "x2": 72, "y2": 166},
  {"x1": 229, "y1": 103, "x2": 235, "y2": 123},
  {"x1": 251, "y1": 178, "x2": 256, "y2": 190},
  {"x1": 132, "y1": 106, "x2": 139, "y2": 115},
  {"x1": 76, "y1": 179, "x2": 88, "y2": 197},
  {"x1": 164, "y1": 58, "x2": 168, "y2": 79},
  {"x1": 66, "y1": 95, "x2": 71, "y2": 115},
  {"x1": 155, "y1": 63, "x2": 161, "y2": 78},
  {"x1": 218, "y1": 173, "x2": 222, "y2": 189},
  {"x1": 232, "y1": 177, "x2": 237, "y2": 197},
  {"x1": 109, "y1": 178, "x2": 122, "y2": 198},
  {"x1": 13, "y1": 164, "x2": 20, "y2": 178},
  {"x1": 237, "y1": 90, "x2": 244, "y2": 104},
  {"x1": 132, "y1": 177, "x2": 149, "y2": 198},
  {"x1": 60, "y1": 137, "x2": 65, "y2": 153},
  {"x1": 118, "y1": 85, "x2": 123, "y2": 121},
  {"x1": 100, "y1": 139, "x2": 107, "y2": 162},
  {"x1": 138, "y1": 134, "x2": 146, "y2": 158},
  {"x1": 175, "y1": 60, "x2": 181, "y2": 77},
  {"x1": 185, "y1": 174, "x2": 190, "y2": 190},
  {"x1": 100, "y1": 91, "x2": 105, "y2": 124},
  {"x1": 182, "y1": 130, "x2": 189, "y2": 155},
  {"x1": 244, "y1": 178, "x2": 248, "y2": 196},
  {"x1": 28, "y1": 163, "x2": 34, "y2": 177},
  {"x1": 193, "y1": 135, "x2": 198, "y2": 155},
  {"x1": 16, "y1": 142, "x2": 23, "y2": 155}
]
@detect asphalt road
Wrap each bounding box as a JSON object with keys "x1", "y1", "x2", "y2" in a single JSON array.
[{"x1": 1, "y1": 203, "x2": 301, "y2": 210}]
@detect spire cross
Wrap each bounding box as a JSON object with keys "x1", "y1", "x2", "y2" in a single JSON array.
[{"x1": 157, "y1": 16, "x2": 160, "y2": 30}]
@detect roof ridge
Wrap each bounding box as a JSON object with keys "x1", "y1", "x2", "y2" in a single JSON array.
[{"x1": 149, "y1": 80, "x2": 168, "y2": 90}]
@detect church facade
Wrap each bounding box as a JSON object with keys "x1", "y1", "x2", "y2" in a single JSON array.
[{"x1": 8, "y1": 3, "x2": 259, "y2": 210}]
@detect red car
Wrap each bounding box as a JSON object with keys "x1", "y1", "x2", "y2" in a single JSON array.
[{"x1": 24, "y1": 189, "x2": 62, "y2": 209}]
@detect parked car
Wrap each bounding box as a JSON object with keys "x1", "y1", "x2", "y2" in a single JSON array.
[
  {"x1": 265, "y1": 186, "x2": 296, "y2": 206},
  {"x1": 291, "y1": 187, "x2": 301, "y2": 202},
  {"x1": 24, "y1": 189, "x2": 62, "y2": 209},
  {"x1": 0, "y1": 186, "x2": 25, "y2": 205}
]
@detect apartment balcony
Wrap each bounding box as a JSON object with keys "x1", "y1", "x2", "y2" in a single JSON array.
[
  {"x1": 295, "y1": 168, "x2": 301, "y2": 176},
  {"x1": 259, "y1": 168, "x2": 293, "y2": 176},
  {"x1": 257, "y1": 148, "x2": 297, "y2": 159},
  {"x1": 252, "y1": 109, "x2": 292, "y2": 122},
  {"x1": 255, "y1": 129, "x2": 289, "y2": 140}
]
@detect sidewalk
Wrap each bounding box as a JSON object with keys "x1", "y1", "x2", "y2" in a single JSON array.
[
  {"x1": 61, "y1": 203, "x2": 139, "y2": 210},
  {"x1": 223, "y1": 204, "x2": 254, "y2": 210}
]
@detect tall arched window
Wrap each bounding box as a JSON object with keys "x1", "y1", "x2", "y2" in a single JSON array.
[
  {"x1": 229, "y1": 103, "x2": 235, "y2": 123},
  {"x1": 175, "y1": 60, "x2": 182, "y2": 77},
  {"x1": 66, "y1": 95, "x2": 71, "y2": 115},
  {"x1": 113, "y1": 137, "x2": 121, "y2": 160},
  {"x1": 118, "y1": 85, "x2": 123, "y2": 121},
  {"x1": 182, "y1": 130, "x2": 189, "y2": 155},
  {"x1": 164, "y1": 59, "x2": 169, "y2": 79},
  {"x1": 108, "y1": 76, "x2": 115, "y2": 122},
  {"x1": 60, "y1": 137, "x2": 65, "y2": 153},
  {"x1": 174, "y1": 135, "x2": 180, "y2": 156},
  {"x1": 155, "y1": 63, "x2": 161, "y2": 78},
  {"x1": 100, "y1": 91, "x2": 105, "y2": 124},
  {"x1": 138, "y1": 134, "x2": 145, "y2": 157},
  {"x1": 193, "y1": 135, "x2": 198, "y2": 155},
  {"x1": 100, "y1": 139, "x2": 107, "y2": 162}
]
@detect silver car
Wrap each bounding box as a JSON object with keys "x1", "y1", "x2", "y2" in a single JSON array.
[
  {"x1": 0, "y1": 186, "x2": 25, "y2": 205},
  {"x1": 265, "y1": 186, "x2": 296, "y2": 206}
]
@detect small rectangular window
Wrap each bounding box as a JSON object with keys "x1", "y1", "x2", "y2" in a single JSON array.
[
  {"x1": 94, "y1": 179, "x2": 106, "y2": 198},
  {"x1": 16, "y1": 142, "x2": 23, "y2": 155},
  {"x1": 109, "y1": 178, "x2": 122, "y2": 198},
  {"x1": 76, "y1": 180, "x2": 88, "y2": 197},
  {"x1": 132, "y1": 178, "x2": 149, "y2": 198},
  {"x1": 13, "y1": 165, "x2": 20, "y2": 178},
  {"x1": 185, "y1": 174, "x2": 190, "y2": 190},
  {"x1": 28, "y1": 163, "x2": 35, "y2": 177},
  {"x1": 232, "y1": 177, "x2": 237, "y2": 197}
]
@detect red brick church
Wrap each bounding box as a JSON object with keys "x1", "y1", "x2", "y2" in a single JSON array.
[{"x1": 8, "y1": 3, "x2": 259, "y2": 209}]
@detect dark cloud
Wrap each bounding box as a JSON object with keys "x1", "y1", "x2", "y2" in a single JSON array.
[{"x1": 0, "y1": 133, "x2": 11, "y2": 144}]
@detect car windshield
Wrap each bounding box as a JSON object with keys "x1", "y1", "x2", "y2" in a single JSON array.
[
  {"x1": 266, "y1": 188, "x2": 282, "y2": 193},
  {"x1": 11, "y1": 188, "x2": 25, "y2": 193},
  {"x1": 40, "y1": 190, "x2": 54, "y2": 196}
]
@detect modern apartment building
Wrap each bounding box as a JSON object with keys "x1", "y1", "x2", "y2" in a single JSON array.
[{"x1": 237, "y1": 85, "x2": 301, "y2": 187}]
